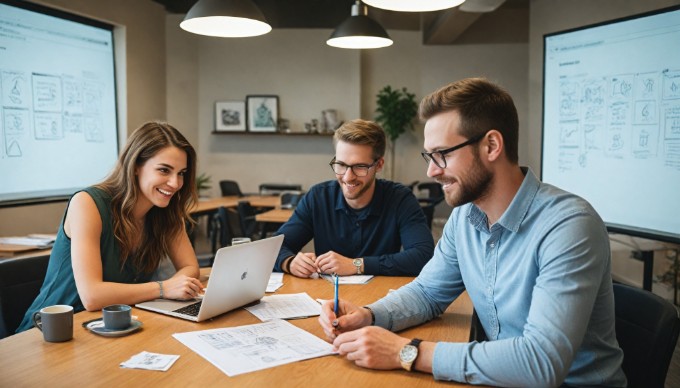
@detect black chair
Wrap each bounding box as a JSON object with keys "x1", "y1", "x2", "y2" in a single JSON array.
[
  {"x1": 259, "y1": 183, "x2": 302, "y2": 196},
  {"x1": 209, "y1": 206, "x2": 236, "y2": 266},
  {"x1": 419, "y1": 200, "x2": 436, "y2": 229},
  {"x1": 219, "y1": 180, "x2": 244, "y2": 197},
  {"x1": 0, "y1": 254, "x2": 50, "y2": 338},
  {"x1": 613, "y1": 283, "x2": 680, "y2": 388},
  {"x1": 237, "y1": 200, "x2": 280, "y2": 240},
  {"x1": 417, "y1": 182, "x2": 444, "y2": 206}
]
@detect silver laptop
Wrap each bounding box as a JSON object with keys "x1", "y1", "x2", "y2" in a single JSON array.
[{"x1": 135, "y1": 234, "x2": 284, "y2": 322}]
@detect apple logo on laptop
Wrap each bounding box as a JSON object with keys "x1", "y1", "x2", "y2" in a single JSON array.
[{"x1": 241, "y1": 271, "x2": 248, "y2": 280}]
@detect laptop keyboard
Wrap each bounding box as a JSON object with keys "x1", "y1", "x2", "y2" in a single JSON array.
[{"x1": 173, "y1": 300, "x2": 202, "y2": 316}]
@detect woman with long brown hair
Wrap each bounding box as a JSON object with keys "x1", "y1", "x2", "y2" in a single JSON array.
[{"x1": 17, "y1": 122, "x2": 202, "y2": 332}]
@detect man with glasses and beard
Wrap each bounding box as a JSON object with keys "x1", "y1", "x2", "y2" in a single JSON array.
[
  {"x1": 318, "y1": 78, "x2": 626, "y2": 387},
  {"x1": 273, "y1": 119, "x2": 434, "y2": 278}
]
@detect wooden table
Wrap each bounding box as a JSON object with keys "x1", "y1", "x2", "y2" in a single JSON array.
[
  {"x1": 192, "y1": 195, "x2": 280, "y2": 215},
  {"x1": 255, "y1": 208, "x2": 293, "y2": 223},
  {"x1": 0, "y1": 274, "x2": 474, "y2": 386}
]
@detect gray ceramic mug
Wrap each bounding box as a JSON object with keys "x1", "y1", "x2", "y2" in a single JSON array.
[
  {"x1": 32, "y1": 305, "x2": 74, "y2": 342},
  {"x1": 102, "y1": 304, "x2": 132, "y2": 330}
]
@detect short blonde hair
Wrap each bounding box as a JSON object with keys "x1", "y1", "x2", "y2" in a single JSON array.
[{"x1": 333, "y1": 119, "x2": 386, "y2": 160}]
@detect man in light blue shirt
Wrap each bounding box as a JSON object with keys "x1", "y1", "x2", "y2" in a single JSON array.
[{"x1": 319, "y1": 78, "x2": 626, "y2": 387}]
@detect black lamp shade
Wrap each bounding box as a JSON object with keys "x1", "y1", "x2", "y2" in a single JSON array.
[
  {"x1": 180, "y1": 0, "x2": 272, "y2": 38},
  {"x1": 327, "y1": 15, "x2": 393, "y2": 49}
]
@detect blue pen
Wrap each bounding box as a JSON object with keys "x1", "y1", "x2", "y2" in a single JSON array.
[{"x1": 333, "y1": 273, "x2": 339, "y2": 316}]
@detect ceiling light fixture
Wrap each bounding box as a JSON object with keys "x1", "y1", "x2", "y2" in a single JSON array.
[
  {"x1": 459, "y1": 0, "x2": 505, "y2": 13},
  {"x1": 327, "y1": 1, "x2": 393, "y2": 49},
  {"x1": 362, "y1": 0, "x2": 466, "y2": 12},
  {"x1": 180, "y1": 0, "x2": 272, "y2": 38}
]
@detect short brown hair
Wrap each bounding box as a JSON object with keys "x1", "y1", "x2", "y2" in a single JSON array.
[
  {"x1": 419, "y1": 77, "x2": 519, "y2": 163},
  {"x1": 333, "y1": 119, "x2": 386, "y2": 160}
]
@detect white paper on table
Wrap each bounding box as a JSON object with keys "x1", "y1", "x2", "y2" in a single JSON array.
[
  {"x1": 173, "y1": 319, "x2": 334, "y2": 376},
  {"x1": 266, "y1": 272, "x2": 284, "y2": 293},
  {"x1": 319, "y1": 274, "x2": 374, "y2": 284},
  {"x1": 120, "y1": 351, "x2": 180, "y2": 371},
  {"x1": 245, "y1": 292, "x2": 321, "y2": 321}
]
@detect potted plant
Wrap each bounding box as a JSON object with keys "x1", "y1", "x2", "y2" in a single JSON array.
[
  {"x1": 195, "y1": 173, "x2": 212, "y2": 198},
  {"x1": 375, "y1": 85, "x2": 418, "y2": 180}
]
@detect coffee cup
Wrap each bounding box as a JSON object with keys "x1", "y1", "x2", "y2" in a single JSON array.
[
  {"x1": 102, "y1": 304, "x2": 132, "y2": 330},
  {"x1": 32, "y1": 305, "x2": 73, "y2": 342},
  {"x1": 231, "y1": 237, "x2": 251, "y2": 245}
]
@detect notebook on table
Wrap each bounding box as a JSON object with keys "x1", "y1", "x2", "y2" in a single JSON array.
[{"x1": 135, "y1": 234, "x2": 284, "y2": 322}]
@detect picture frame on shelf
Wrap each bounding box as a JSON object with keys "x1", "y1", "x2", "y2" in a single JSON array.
[
  {"x1": 246, "y1": 95, "x2": 278, "y2": 132},
  {"x1": 215, "y1": 101, "x2": 246, "y2": 132}
]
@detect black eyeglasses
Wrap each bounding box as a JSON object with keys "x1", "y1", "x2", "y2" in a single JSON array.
[
  {"x1": 329, "y1": 157, "x2": 379, "y2": 177},
  {"x1": 421, "y1": 132, "x2": 487, "y2": 169}
]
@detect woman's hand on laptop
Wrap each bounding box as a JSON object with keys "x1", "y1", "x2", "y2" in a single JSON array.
[{"x1": 162, "y1": 274, "x2": 204, "y2": 300}]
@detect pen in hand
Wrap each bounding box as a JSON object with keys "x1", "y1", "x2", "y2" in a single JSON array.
[{"x1": 333, "y1": 273, "x2": 339, "y2": 317}]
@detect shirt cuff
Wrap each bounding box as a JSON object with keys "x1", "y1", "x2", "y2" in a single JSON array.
[
  {"x1": 362, "y1": 255, "x2": 378, "y2": 275},
  {"x1": 432, "y1": 341, "x2": 468, "y2": 382}
]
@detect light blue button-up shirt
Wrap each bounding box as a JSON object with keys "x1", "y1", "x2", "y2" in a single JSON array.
[{"x1": 369, "y1": 168, "x2": 626, "y2": 387}]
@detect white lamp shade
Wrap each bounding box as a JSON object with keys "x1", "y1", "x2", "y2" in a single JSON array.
[{"x1": 362, "y1": 0, "x2": 466, "y2": 12}]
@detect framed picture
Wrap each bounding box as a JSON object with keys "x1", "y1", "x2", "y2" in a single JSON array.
[
  {"x1": 246, "y1": 95, "x2": 279, "y2": 132},
  {"x1": 215, "y1": 101, "x2": 246, "y2": 132}
]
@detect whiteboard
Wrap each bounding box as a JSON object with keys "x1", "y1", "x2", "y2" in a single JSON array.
[
  {"x1": 0, "y1": 0, "x2": 118, "y2": 205},
  {"x1": 542, "y1": 6, "x2": 680, "y2": 243}
]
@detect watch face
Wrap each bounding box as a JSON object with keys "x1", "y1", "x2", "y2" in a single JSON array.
[
  {"x1": 400, "y1": 345, "x2": 418, "y2": 363},
  {"x1": 353, "y1": 259, "x2": 362, "y2": 267}
]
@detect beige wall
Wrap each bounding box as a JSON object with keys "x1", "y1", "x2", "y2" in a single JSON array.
[{"x1": 0, "y1": 0, "x2": 167, "y2": 235}]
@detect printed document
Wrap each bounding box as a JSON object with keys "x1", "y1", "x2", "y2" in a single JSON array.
[
  {"x1": 173, "y1": 319, "x2": 334, "y2": 376},
  {"x1": 245, "y1": 292, "x2": 321, "y2": 321},
  {"x1": 320, "y1": 274, "x2": 374, "y2": 284},
  {"x1": 266, "y1": 272, "x2": 284, "y2": 293}
]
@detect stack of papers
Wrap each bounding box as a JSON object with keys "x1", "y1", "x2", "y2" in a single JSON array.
[
  {"x1": 266, "y1": 272, "x2": 284, "y2": 292},
  {"x1": 0, "y1": 234, "x2": 56, "y2": 249},
  {"x1": 245, "y1": 292, "x2": 321, "y2": 321},
  {"x1": 320, "y1": 274, "x2": 374, "y2": 284}
]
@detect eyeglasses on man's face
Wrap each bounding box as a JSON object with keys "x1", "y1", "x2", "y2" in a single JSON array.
[
  {"x1": 421, "y1": 132, "x2": 487, "y2": 169},
  {"x1": 329, "y1": 157, "x2": 379, "y2": 177}
]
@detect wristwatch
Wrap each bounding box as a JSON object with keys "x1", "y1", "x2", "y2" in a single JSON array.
[
  {"x1": 399, "y1": 338, "x2": 422, "y2": 371},
  {"x1": 352, "y1": 258, "x2": 363, "y2": 275}
]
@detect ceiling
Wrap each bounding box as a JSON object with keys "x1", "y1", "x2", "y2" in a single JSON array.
[{"x1": 152, "y1": 0, "x2": 529, "y2": 45}]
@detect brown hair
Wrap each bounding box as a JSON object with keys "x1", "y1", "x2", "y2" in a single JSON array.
[
  {"x1": 333, "y1": 119, "x2": 386, "y2": 160},
  {"x1": 419, "y1": 77, "x2": 519, "y2": 163},
  {"x1": 96, "y1": 121, "x2": 197, "y2": 273}
]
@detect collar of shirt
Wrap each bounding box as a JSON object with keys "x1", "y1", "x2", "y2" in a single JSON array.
[
  {"x1": 333, "y1": 179, "x2": 385, "y2": 220},
  {"x1": 467, "y1": 167, "x2": 540, "y2": 234}
]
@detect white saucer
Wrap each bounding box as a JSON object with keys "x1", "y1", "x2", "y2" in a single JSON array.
[{"x1": 86, "y1": 319, "x2": 143, "y2": 337}]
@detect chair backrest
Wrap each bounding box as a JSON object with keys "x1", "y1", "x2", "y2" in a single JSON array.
[
  {"x1": 417, "y1": 182, "x2": 444, "y2": 206},
  {"x1": 210, "y1": 207, "x2": 235, "y2": 265},
  {"x1": 259, "y1": 183, "x2": 302, "y2": 196},
  {"x1": 219, "y1": 180, "x2": 243, "y2": 197},
  {"x1": 0, "y1": 255, "x2": 50, "y2": 338},
  {"x1": 279, "y1": 191, "x2": 303, "y2": 209},
  {"x1": 236, "y1": 201, "x2": 258, "y2": 239},
  {"x1": 613, "y1": 283, "x2": 680, "y2": 388},
  {"x1": 419, "y1": 200, "x2": 435, "y2": 230}
]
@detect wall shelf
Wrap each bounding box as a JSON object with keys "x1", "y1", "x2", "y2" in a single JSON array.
[{"x1": 211, "y1": 131, "x2": 333, "y2": 137}]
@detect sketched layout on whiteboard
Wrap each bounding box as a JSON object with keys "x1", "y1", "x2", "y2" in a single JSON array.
[
  {"x1": 554, "y1": 68, "x2": 680, "y2": 171},
  {"x1": 2, "y1": 108, "x2": 29, "y2": 157}
]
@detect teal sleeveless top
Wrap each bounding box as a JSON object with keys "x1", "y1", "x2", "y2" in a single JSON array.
[{"x1": 16, "y1": 187, "x2": 152, "y2": 333}]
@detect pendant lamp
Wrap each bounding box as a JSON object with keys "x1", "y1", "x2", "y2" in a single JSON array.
[
  {"x1": 327, "y1": 1, "x2": 393, "y2": 49},
  {"x1": 180, "y1": 0, "x2": 272, "y2": 38},
  {"x1": 363, "y1": 0, "x2": 466, "y2": 12}
]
